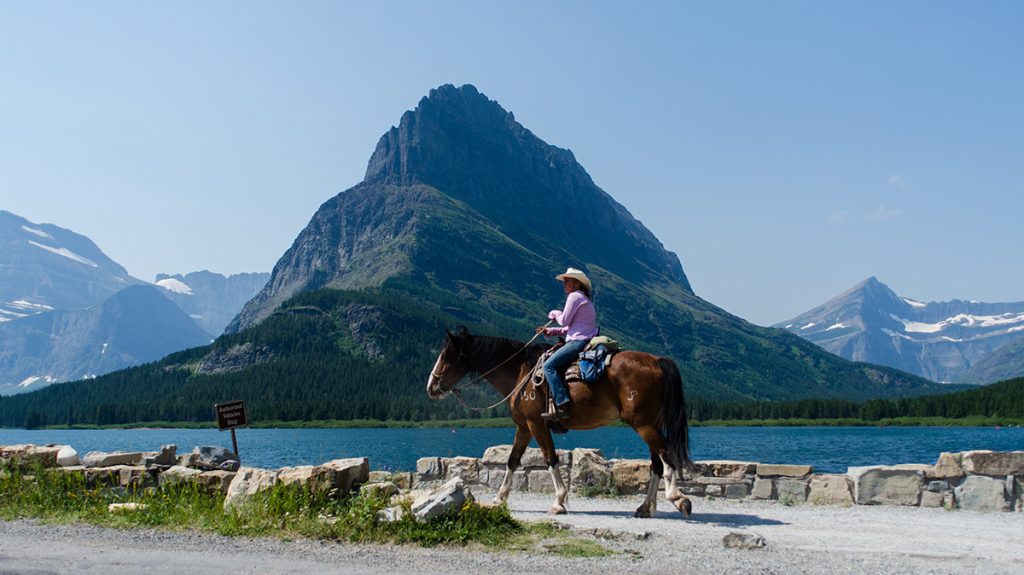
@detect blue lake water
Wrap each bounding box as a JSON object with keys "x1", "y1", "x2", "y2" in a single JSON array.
[{"x1": 2, "y1": 426, "x2": 1022, "y2": 474}]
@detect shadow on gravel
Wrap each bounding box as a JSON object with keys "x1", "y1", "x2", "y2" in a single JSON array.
[
  {"x1": 554, "y1": 509, "x2": 786, "y2": 528},
  {"x1": 684, "y1": 513, "x2": 787, "y2": 528}
]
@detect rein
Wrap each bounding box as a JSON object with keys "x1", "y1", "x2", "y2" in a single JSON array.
[{"x1": 447, "y1": 321, "x2": 552, "y2": 412}]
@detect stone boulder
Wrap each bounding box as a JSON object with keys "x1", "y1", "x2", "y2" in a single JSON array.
[
  {"x1": 158, "y1": 465, "x2": 203, "y2": 487},
  {"x1": 570, "y1": 448, "x2": 612, "y2": 493},
  {"x1": 807, "y1": 475, "x2": 853, "y2": 506},
  {"x1": 193, "y1": 446, "x2": 240, "y2": 471},
  {"x1": 955, "y1": 475, "x2": 1012, "y2": 512},
  {"x1": 223, "y1": 467, "x2": 282, "y2": 509},
  {"x1": 316, "y1": 457, "x2": 370, "y2": 493},
  {"x1": 145, "y1": 445, "x2": 177, "y2": 467},
  {"x1": 961, "y1": 451, "x2": 1024, "y2": 477},
  {"x1": 750, "y1": 477, "x2": 774, "y2": 500},
  {"x1": 756, "y1": 463, "x2": 813, "y2": 478},
  {"x1": 701, "y1": 460, "x2": 757, "y2": 478},
  {"x1": 411, "y1": 477, "x2": 473, "y2": 521},
  {"x1": 444, "y1": 456, "x2": 480, "y2": 483},
  {"x1": 933, "y1": 452, "x2": 965, "y2": 479},
  {"x1": 520, "y1": 447, "x2": 570, "y2": 469},
  {"x1": 610, "y1": 459, "x2": 651, "y2": 494},
  {"x1": 196, "y1": 470, "x2": 237, "y2": 495},
  {"x1": 481, "y1": 445, "x2": 512, "y2": 467},
  {"x1": 360, "y1": 481, "x2": 400, "y2": 500},
  {"x1": 57, "y1": 446, "x2": 80, "y2": 467},
  {"x1": 776, "y1": 479, "x2": 808, "y2": 504},
  {"x1": 416, "y1": 457, "x2": 446, "y2": 480},
  {"x1": 1, "y1": 445, "x2": 64, "y2": 467},
  {"x1": 848, "y1": 466, "x2": 924, "y2": 506},
  {"x1": 722, "y1": 531, "x2": 766, "y2": 549},
  {"x1": 82, "y1": 451, "x2": 144, "y2": 468}
]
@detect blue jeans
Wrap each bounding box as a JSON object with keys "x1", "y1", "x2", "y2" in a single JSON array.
[{"x1": 543, "y1": 338, "x2": 588, "y2": 407}]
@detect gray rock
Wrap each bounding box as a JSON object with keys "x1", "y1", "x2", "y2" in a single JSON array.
[
  {"x1": 159, "y1": 465, "x2": 203, "y2": 486},
  {"x1": 151, "y1": 444, "x2": 177, "y2": 466},
  {"x1": 722, "y1": 531, "x2": 766, "y2": 549},
  {"x1": 847, "y1": 466, "x2": 924, "y2": 506},
  {"x1": 955, "y1": 475, "x2": 1011, "y2": 512},
  {"x1": 81, "y1": 451, "x2": 144, "y2": 468},
  {"x1": 223, "y1": 467, "x2": 282, "y2": 510},
  {"x1": 756, "y1": 463, "x2": 813, "y2": 478},
  {"x1": 961, "y1": 450, "x2": 1024, "y2": 477},
  {"x1": 192, "y1": 446, "x2": 240, "y2": 471},
  {"x1": 701, "y1": 460, "x2": 757, "y2": 478},
  {"x1": 444, "y1": 456, "x2": 479, "y2": 483},
  {"x1": 56, "y1": 445, "x2": 80, "y2": 467},
  {"x1": 411, "y1": 477, "x2": 474, "y2": 521},
  {"x1": 416, "y1": 457, "x2": 445, "y2": 479},
  {"x1": 724, "y1": 483, "x2": 748, "y2": 499},
  {"x1": 926, "y1": 480, "x2": 950, "y2": 492},
  {"x1": 750, "y1": 477, "x2": 773, "y2": 500},
  {"x1": 776, "y1": 479, "x2": 808, "y2": 505},
  {"x1": 920, "y1": 490, "x2": 944, "y2": 508},
  {"x1": 807, "y1": 475, "x2": 853, "y2": 506},
  {"x1": 570, "y1": 448, "x2": 612, "y2": 493},
  {"x1": 377, "y1": 505, "x2": 406, "y2": 523},
  {"x1": 360, "y1": 481, "x2": 400, "y2": 500},
  {"x1": 933, "y1": 452, "x2": 965, "y2": 479},
  {"x1": 610, "y1": 459, "x2": 651, "y2": 494}
]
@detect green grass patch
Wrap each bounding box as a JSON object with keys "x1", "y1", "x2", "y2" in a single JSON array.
[{"x1": 0, "y1": 464, "x2": 611, "y2": 555}]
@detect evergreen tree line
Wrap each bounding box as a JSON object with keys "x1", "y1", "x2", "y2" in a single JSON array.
[{"x1": 687, "y1": 377, "x2": 1024, "y2": 421}]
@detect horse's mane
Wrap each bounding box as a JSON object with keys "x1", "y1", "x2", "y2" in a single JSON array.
[{"x1": 465, "y1": 334, "x2": 550, "y2": 367}]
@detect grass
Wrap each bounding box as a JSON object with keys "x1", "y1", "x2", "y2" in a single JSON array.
[{"x1": 0, "y1": 463, "x2": 613, "y2": 556}]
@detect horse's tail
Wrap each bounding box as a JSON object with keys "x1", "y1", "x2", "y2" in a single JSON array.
[{"x1": 657, "y1": 357, "x2": 693, "y2": 470}]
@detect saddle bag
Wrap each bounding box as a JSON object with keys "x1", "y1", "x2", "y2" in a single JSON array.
[{"x1": 578, "y1": 344, "x2": 613, "y2": 384}]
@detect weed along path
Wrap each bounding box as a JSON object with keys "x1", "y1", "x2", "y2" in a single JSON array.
[{"x1": 2, "y1": 492, "x2": 1021, "y2": 575}]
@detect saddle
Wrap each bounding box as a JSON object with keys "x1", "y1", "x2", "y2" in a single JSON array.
[{"x1": 530, "y1": 338, "x2": 621, "y2": 420}]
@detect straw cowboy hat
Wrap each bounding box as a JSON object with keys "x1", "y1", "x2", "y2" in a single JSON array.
[{"x1": 555, "y1": 267, "x2": 592, "y2": 293}]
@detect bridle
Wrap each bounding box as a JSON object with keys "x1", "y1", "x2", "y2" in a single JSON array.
[{"x1": 432, "y1": 322, "x2": 552, "y2": 410}]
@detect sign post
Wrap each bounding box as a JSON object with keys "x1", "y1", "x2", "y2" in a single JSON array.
[{"x1": 214, "y1": 400, "x2": 248, "y2": 458}]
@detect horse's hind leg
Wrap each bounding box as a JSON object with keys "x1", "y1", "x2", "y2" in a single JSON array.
[
  {"x1": 494, "y1": 424, "x2": 533, "y2": 506},
  {"x1": 527, "y1": 420, "x2": 568, "y2": 514},
  {"x1": 632, "y1": 424, "x2": 691, "y2": 517}
]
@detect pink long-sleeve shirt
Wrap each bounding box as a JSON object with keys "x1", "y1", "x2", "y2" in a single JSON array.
[{"x1": 544, "y1": 290, "x2": 598, "y2": 341}]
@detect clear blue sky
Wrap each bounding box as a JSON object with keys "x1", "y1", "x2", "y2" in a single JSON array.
[{"x1": 2, "y1": 1, "x2": 1021, "y2": 326}]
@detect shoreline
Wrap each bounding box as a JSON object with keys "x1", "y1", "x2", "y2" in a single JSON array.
[{"x1": 10, "y1": 415, "x2": 1023, "y2": 431}]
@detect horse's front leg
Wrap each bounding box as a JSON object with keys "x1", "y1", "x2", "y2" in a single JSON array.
[
  {"x1": 527, "y1": 421, "x2": 568, "y2": 514},
  {"x1": 494, "y1": 424, "x2": 532, "y2": 506}
]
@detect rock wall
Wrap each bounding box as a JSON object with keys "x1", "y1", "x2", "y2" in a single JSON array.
[{"x1": 3, "y1": 443, "x2": 1021, "y2": 513}]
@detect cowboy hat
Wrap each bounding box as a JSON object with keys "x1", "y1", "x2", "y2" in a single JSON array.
[{"x1": 555, "y1": 267, "x2": 592, "y2": 293}]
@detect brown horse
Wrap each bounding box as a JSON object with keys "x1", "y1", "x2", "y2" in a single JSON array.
[{"x1": 426, "y1": 327, "x2": 693, "y2": 517}]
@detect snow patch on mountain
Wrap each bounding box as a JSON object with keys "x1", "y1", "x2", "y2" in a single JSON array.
[
  {"x1": 18, "y1": 375, "x2": 56, "y2": 389},
  {"x1": 21, "y1": 225, "x2": 53, "y2": 239},
  {"x1": 28, "y1": 240, "x2": 98, "y2": 267},
  {"x1": 800, "y1": 322, "x2": 816, "y2": 330},
  {"x1": 888, "y1": 312, "x2": 1024, "y2": 334},
  {"x1": 826, "y1": 322, "x2": 847, "y2": 331},
  {"x1": 155, "y1": 278, "x2": 194, "y2": 295},
  {"x1": 902, "y1": 297, "x2": 927, "y2": 308}
]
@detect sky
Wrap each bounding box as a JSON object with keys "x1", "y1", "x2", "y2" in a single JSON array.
[{"x1": 2, "y1": 1, "x2": 1021, "y2": 326}]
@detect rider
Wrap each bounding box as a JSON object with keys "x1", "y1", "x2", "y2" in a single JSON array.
[{"x1": 537, "y1": 267, "x2": 598, "y2": 420}]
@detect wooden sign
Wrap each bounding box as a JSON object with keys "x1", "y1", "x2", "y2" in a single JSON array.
[{"x1": 215, "y1": 400, "x2": 247, "y2": 431}]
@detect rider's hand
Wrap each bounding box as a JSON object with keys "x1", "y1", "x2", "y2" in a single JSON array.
[{"x1": 535, "y1": 326, "x2": 546, "y2": 334}]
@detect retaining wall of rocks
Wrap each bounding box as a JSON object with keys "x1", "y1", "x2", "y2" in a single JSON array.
[{"x1": 3, "y1": 443, "x2": 1021, "y2": 513}]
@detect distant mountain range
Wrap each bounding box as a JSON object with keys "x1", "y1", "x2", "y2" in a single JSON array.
[
  {"x1": 155, "y1": 271, "x2": 269, "y2": 336},
  {"x1": 776, "y1": 277, "x2": 1024, "y2": 383},
  {"x1": 0, "y1": 210, "x2": 266, "y2": 394}
]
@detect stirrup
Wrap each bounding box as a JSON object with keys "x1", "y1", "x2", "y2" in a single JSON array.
[{"x1": 542, "y1": 405, "x2": 570, "y2": 421}]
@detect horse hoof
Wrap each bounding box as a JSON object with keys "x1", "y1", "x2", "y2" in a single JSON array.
[
  {"x1": 548, "y1": 505, "x2": 567, "y2": 515},
  {"x1": 634, "y1": 506, "x2": 653, "y2": 518},
  {"x1": 673, "y1": 497, "x2": 692, "y2": 517}
]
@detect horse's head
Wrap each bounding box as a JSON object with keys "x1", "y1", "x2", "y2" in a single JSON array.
[{"x1": 426, "y1": 327, "x2": 473, "y2": 399}]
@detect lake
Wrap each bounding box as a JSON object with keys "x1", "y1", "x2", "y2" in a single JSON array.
[{"x1": 2, "y1": 426, "x2": 1021, "y2": 474}]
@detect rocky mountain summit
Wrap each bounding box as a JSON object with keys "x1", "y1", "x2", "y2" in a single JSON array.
[
  {"x1": 776, "y1": 277, "x2": 1024, "y2": 382},
  {"x1": 225, "y1": 84, "x2": 943, "y2": 402}
]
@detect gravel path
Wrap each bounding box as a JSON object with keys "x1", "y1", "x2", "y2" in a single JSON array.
[{"x1": 1, "y1": 492, "x2": 1021, "y2": 575}]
